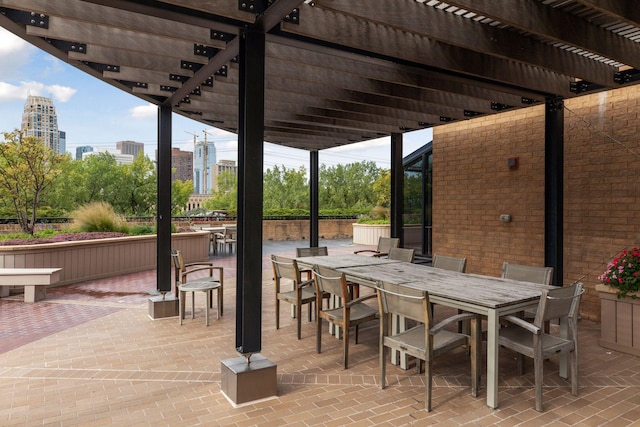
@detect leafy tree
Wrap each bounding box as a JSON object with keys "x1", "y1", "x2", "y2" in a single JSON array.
[
  {"x1": 172, "y1": 178, "x2": 193, "y2": 215},
  {"x1": 263, "y1": 165, "x2": 309, "y2": 210},
  {"x1": 372, "y1": 169, "x2": 391, "y2": 208},
  {"x1": 114, "y1": 153, "x2": 157, "y2": 216},
  {"x1": 204, "y1": 170, "x2": 237, "y2": 215},
  {"x1": 0, "y1": 131, "x2": 65, "y2": 234},
  {"x1": 41, "y1": 154, "x2": 86, "y2": 214},
  {"x1": 319, "y1": 161, "x2": 382, "y2": 210},
  {"x1": 81, "y1": 152, "x2": 123, "y2": 205}
]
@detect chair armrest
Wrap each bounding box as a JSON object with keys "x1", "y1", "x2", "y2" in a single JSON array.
[
  {"x1": 184, "y1": 261, "x2": 213, "y2": 268},
  {"x1": 297, "y1": 278, "x2": 315, "y2": 289},
  {"x1": 182, "y1": 266, "x2": 223, "y2": 280},
  {"x1": 354, "y1": 249, "x2": 378, "y2": 255},
  {"x1": 430, "y1": 312, "x2": 477, "y2": 334},
  {"x1": 372, "y1": 252, "x2": 388, "y2": 258},
  {"x1": 345, "y1": 292, "x2": 377, "y2": 307},
  {"x1": 501, "y1": 315, "x2": 541, "y2": 334}
]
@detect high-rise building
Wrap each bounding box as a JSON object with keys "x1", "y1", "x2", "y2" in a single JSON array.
[
  {"x1": 83, "y1": 148, "x2": 134, "y2": 165},
  {"x1": 58, "y1": 131, "x2": 66, "y2": 155},
  {"x1": 193, "y1": 140, "x2": 216, "y2": 194},
  {"x1": 116, "y1": 140, "x2": 144, "y2": 158},
  {"x1": 165, "y1": 147, "x2": 193, "y2": 183},
  {"x1": 76, "y1": 145, "x2": 93, "y2": 160},
  {"x1": 212, "y1": 160, "x2": 238, "y2": 192},
  {"x1": 21, "y1": 95, "x2": 64, "y2": 154}
]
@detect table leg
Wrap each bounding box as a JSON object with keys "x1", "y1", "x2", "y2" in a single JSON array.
[{"x1": 486, "y1": 310, "x2": 499, "y2": 409}]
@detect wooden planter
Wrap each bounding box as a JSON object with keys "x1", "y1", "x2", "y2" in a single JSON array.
[
  {"x1": 596, "y1": 284, "x2": 640, "y2": 357},
  {"x1": 352, "y1": 223, "x2": 390, "y2": 245},
  {"x1": 0, "y1": 232, "x2": 209, "y2": 289}
]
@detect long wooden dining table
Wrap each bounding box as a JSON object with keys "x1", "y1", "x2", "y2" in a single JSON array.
[{"x1": 296, "y1": 254, "x2": 558, "y2": 409}]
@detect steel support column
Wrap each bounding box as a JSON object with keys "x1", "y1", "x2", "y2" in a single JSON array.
[
  {"x1": 156, "y1": 105, "x2": 172, "y2": 293},
  {"x1": 310, "y1": 150, "x2": 319, "y2": 247},
  {"x1": 544, "y1": 97, "x2": 564, "y2": 286},
  {"x1": 236, "y1": 28, "x2": 265, "y2": 355},
  {"x1": 390, "y1": 133, "x2": 404, "y2": 245}
]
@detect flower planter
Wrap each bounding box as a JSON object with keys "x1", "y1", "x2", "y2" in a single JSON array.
[
  {"x1": 596, "y1": 284, "x2": 640, "y2": 357},
  {"x1": 352, "y1": 223, "x2": 390, "y2": 245},
  {"x1": 0, "y1": 232, "x2": 209, "y2": 289}
]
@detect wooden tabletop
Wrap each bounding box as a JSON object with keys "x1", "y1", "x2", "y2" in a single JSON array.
[{"x1": 295, "y1": 254, "x2": 402, "y2": 269}]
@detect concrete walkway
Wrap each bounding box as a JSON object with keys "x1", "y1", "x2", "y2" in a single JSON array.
[{"x1": 1, "y1": 239, "x2": 639, "y2": 426}]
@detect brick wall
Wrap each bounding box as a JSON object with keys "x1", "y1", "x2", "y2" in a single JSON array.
[{"x1": 433, "y1": 86, "x2": 640, "y2": 321}]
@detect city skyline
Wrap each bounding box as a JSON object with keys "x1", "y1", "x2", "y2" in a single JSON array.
[{"x1": 0, "y1": 27, "x2": 432, "y2": 171}]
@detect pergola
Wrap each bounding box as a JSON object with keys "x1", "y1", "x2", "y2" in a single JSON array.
[{"x1": 2, "y1": 0, "x2": 640, "y2": 358}]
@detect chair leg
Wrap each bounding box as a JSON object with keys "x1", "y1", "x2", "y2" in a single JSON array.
[
  {"x1": 179, "y1": 290, "x2": 184, "y2": 325},
  {"x1": 470, "y1": 315, "x2": 481, "y2": 397},
  {"x1": 275, "y1": 299, "x2": 280, "y2": 330},
  {"x1": 205, "y1": 290, "x2": 210, "y2": 326},
  {"x1": 297, "y1": 302, "x2": 302, "y2": 340},
  {"x1": 343, "y1": 323, "x2": 350, "y2": 369},
  {"x1": 317, "y1": 316, "x2": 322, "y2": 354},
  {"x1": 425, "y1": 354, "x2": 433, "y2": 412},
  {"x1": 534, "y1": 347, "x2": 544, "y2": 412},
  {"x1": 191, "y1": 292, "x2": 195, "y2": 319},
  {"x1": 570, "y1": 348, "x2": 578, "y2": 396}
]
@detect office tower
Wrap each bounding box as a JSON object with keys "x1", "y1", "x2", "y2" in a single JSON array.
[
  {"x1": 116, "y1": 140, "x2": 144, "y2": 158},
  {"x1": 76, "y1": 145, "x2": 94, "y2": 160},
  {"x1": 21, "y1": 95, "x2": 64, "y2": 154},
  {"x1": 170, "y1": 147, "x2": 193, "y2": 183},
  {"x1": 193, "y1": 139, "x2": 216, "y2": 194}
]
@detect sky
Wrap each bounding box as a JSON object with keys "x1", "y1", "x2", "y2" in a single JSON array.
[{"x1": 0, "y1": 27, "x2": 432, "y2": 171}]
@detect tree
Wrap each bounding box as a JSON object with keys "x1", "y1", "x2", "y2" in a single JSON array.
[
  {"x1": 172, "y1": 178, "x2": 193, "y2": 215},
  {"x1": 114, "y1": 153, "x2": 157, "y2": 216},
  {"x1": 263, "y1": 165, "x2": 309, "y2": 210},
  {"x1": 204, "y1": 170, "x2": 237, "y2": 214},
  {"x1": 0, "y1": 131, "x2": 65, "y2": 234},
  {"x1": 319, "y1": 161, "x2": 382, "y2": 210}
]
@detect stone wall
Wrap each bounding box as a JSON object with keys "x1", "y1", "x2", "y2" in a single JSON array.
[{"x1": 433, "y1": 85, "x2": 640, "y2": 321}]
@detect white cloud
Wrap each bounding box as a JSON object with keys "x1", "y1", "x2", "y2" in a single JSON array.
[
  {"x1": 0, "y1": 80, "x2": 76, "y2": 103},
  {"x1": 129, "y1": 103, "x2": 157, "y2": 119},
  {"x1": 0, "y1": 28, "x2": 34, "y2": 78}
]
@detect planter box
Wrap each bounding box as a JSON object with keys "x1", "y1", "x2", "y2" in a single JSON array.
[
  {"x1": 352, "y1": 223, "x2": 390, "y2": 245},
  {"x1": 0, "y1": 232, "x2": 209, "y2": 288},
  {"x1": 596, "y1": 284, "x2": 640, "y2": 357}
]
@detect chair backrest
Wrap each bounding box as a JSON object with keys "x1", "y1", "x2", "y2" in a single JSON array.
[
  {"x1": 376, "y1": 281, "x2": 430, "y2": 326},
  {"x1": 378, "y1": 237, "x2": 400, "y2": 253},
  {"x1": 534, "y1": 282, "x2": 584, "y2": 328},
  {"x1": 502, "y1": 262, "x2": 553, "y2": 285},
  {"x1": 432, "y1": 254, "x2": 467, "y2": 273},
  {"x1": 313, "y1": 264, "x2": 349, "y2": 301},
  {"x1": 388, "y1": 247, "x2": 415, "y2": 263},
  {"x1": 296, "y1": 246, "x2": 329, "y2": 257},
  {"x1": 224, "y1": 225, "x2": 236, "y2": 238},
  {"x1": 271, "y1": 254, "x2": 301, "y2": 283},
  {"x1": 171, "y1": 249, "x2": 184, "y2": 272}
]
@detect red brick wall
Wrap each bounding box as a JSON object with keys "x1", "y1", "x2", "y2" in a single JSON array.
[{"x1": 432, "y1": 86, "x2": 640, "y2": 321}]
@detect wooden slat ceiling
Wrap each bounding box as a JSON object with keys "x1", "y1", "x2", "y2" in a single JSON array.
[{"x1": 1, "y1": 0, "x2": 640, "y2": 150}]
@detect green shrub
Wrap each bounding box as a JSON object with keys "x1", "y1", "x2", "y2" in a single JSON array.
[
  {"x1": 71, "y1": 202, "x2": 129, "y2": 233},
  {"x1": 129, "y1": 225, "x2": 155, "y2": 235}
]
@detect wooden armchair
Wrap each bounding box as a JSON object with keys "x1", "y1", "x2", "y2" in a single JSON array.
[
  {"x1": 313, "y1": 264, "x2": 378, "y2": 369},
  {"x1": 499, "y1": 282, "x2": 584, "y2": 412},
  {"x1": 354, "y1": 237, "x2": 399, "y2": 258},
  {"x1": 376, "y1": 281, "x2": 481, "y2": 411},
  {"x1": 171, "y1": 249, "x2": 223, "y2": 325},
  {"x1": 272, "y1": 255, "x2": 317, "y2": 339}
]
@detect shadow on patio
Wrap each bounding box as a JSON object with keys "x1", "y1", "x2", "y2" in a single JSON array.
[{"x1": 1, "y1": 239, "x2": 639, "y2": 426}]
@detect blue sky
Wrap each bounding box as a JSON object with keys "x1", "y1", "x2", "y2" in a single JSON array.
[{"x1": 0, "y1": 27, "x2": 432, "y2": 170}]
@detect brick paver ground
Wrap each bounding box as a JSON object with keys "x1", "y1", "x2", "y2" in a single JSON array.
[{"x1": 1, "y1": 240, "x2": 639, "y2": 426}]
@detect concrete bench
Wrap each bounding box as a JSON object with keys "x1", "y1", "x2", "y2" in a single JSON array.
[{"x1": 0, "y1": 268, "x2": 62, "y2": 303}]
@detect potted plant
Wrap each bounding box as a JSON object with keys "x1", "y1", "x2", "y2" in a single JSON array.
[{"x1": 596, "y1": 247, "x2": 640, "y2": 356}]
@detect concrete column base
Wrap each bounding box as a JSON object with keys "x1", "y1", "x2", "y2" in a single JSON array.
[
  {"x1": 221, "y1": 354, "x2": 277, "y2": 406},
  {"x1": 148, "y1": 295, "x2": 178, "y2": 319}
]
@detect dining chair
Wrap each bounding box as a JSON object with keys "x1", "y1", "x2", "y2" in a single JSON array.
[
  {"x1": 215, "y1": 225, "x2": 237, "y2": 255},
  {"x1": 502, "y1": 262, "x2": 554, "y2": 328},
  {"x1": 296, "y1": 246, "x2": 329, "y2": 280},
  {"x1": 376, "y1": 281, "x2": 481, "y2": 411},
  {"x1": 498, "y1": 282, "x2": 584, "y2": 412},
  {"x1": 354, "y1": 237, "x2": 400, "y2": 258},
  {"x1": 432, "y1": 254, "x2": 467, "y2": 272},
  {"x1": 271, "y1": 254, "x2": 317, "y2": 339},
  {"x1": 312, "y1": 264, "x2": 379, "y2": 369},
  {"x1": 171, "y1": 249, "x2": 223, "y2": 326},
  {"x1": 431, "y1": 254, "x2": 467, "y2": 329},
  {"x1": 388, "y1": 247, "x2": 415, "y2": 263}
]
